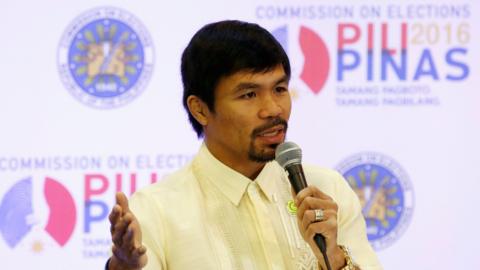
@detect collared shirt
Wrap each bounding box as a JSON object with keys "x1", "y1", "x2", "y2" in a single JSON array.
[{"x1": 128, "y1": 144, "x2": 382, "y2": 269}]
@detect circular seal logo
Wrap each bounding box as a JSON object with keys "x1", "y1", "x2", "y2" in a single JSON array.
[
  {"x1": 336, "y1": 152, "x2": 414, "y2": 250},
  {"x1": 58, "y1": 7, "x2": 154, "y2": 109}
]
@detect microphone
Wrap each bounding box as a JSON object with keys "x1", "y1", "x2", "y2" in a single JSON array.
[{"x1": 275, "y1": 141, "x2": 331, "y2": 270}]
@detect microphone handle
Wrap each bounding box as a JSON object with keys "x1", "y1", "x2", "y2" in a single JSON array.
[
  {"x1": 285, "y1": 164, "x2": 308, "y2": 193},
  {"x1": 285, "y1": 164, "x2": 328, "y2": 254},
  {"x1": 314, "y1": 234, "x2": 327, "y2": 253}
]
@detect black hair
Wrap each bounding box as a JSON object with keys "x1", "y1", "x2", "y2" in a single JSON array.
[{"x1": 181, "y1": 20, "x2": 291, "y2": 137}]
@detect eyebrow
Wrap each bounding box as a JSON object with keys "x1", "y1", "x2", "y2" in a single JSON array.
[{"x1": 233, "y1": 75, "x2": 290, "y2": 93}]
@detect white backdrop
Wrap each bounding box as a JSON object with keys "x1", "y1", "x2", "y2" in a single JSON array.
[{"x1": 0, "y1": 0, "x2": 479, "y2": 269}]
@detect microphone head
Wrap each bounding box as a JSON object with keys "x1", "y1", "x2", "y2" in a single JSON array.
[{"x1": 275, "y1": 141, "x2": 302, "y2": 168}]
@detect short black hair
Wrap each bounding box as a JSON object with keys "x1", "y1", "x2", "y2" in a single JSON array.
[{"x1": 181, "y1": 20, "x2": 291, "y2": 137}]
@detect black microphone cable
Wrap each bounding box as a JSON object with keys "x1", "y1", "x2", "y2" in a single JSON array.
[{"x1": 315, "y1": 234, "x2": 332, "y2": 270}]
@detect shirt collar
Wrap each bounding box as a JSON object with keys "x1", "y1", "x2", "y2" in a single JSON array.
[{"x1": 193, "y1": 143, "x2": 280, "y2": 206}]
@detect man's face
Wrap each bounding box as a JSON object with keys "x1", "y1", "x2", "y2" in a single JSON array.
[{"x1": 204, "y1": 65, "x2": 291, "y2": 167}]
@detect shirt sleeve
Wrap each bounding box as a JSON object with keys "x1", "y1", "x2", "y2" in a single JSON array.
[
  {"x1": 333, "y1": 170, "x2": 383, "y2": 270},
  {"x1": 129, "y1": 190, "x2": 167, "y2": 270}
]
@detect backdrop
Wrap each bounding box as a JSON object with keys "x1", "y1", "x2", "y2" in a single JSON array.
[{"x1": 1, "y1": 0, "x2": 479, "y2": 269}]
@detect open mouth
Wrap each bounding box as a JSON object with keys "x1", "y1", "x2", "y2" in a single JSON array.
[
  {"x1": 251, "y1": 117, "x2": 288, "y2": 139},
  {"x1": 254, "y1": 124, "x2": 286, "y2": 145},
  {"x1": 251, "y1": 117, "x2": 288, "y2": 146},
  {"x1": 258, "y1": 126, "x2": 285, "y2": 137}
]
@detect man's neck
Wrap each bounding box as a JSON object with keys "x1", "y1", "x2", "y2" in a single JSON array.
[{"x1": 204, "y1": 142, "x2": 266, "y2": 180}]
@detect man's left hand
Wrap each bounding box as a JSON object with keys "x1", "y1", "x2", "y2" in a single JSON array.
[{"x1": 294, "y1": 186, "x2": 346, "y2": 270}]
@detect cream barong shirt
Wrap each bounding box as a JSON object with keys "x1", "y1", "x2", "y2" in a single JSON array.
[{"x1": 129, "y1": 144, "x2": 382, "y2": 269}]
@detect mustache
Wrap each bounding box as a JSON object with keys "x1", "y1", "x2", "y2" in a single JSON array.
[{"x1": 251, "y1": 117, "x2": 288, "y2": 138}]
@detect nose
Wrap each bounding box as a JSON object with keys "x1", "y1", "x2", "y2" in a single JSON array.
[{"x1": 258, "y1": 94, "x2": 283, "y2": 119}]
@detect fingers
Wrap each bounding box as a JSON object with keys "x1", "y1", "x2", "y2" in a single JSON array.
[
  {"x1": 110, "y1": 213, "x2": 147, "y2": 268},
  {"x1": 121, "y1": 218, "x2": 142, "y2": 250},
  {"x1": 132, "y1": 245, "x2": 147, "y2": 257},
  {"x1": 303, "y1": 218, "x2": 337, "y2": 245},
  {"x1": 112, "y1": 245, "x2": 126, "y2": 262},
  {"x1": 109, "y1": 192, "x2": 130, "y2": 233},
  {"x1": 112, "y1": 212, "x2": 134, "y2": 247},
  {"x1": 112, "y1": 212, "x2": 144, "y2": 256},
  {"x1": 301, "y1": 208, "x2": 336, "y2": 232},
  {"x1": 116, "y1": 192, "x2": 130, "y2": 213},
  {"x1": 109, "y1": 204, "x2": 122, "y2": 231},
  {"x1": 293, "y1": 186, "x2": 339, "y2": 242},
  {"x1": 122, "y1": 221, "x2": 135, "y2": 249},
  {"x1": 294, "y1": 186, "x2": 337, "y2": 223},
  {"x1": 108, "y1": 192, "x2": 148, "y2": 269},
  {"x1": 295, "y1": 186, "x2": 332, "y2": 206},
  {"x1": 128, "y1": 217, "x2": 143, "y2": 247},
  {"x1": 109, "y1": 193, "x2": 135, "y2": 249},
  {"x1": 112, "y1": 244, "x2": 147, "y2": 268},
  {"x1": 295, "y1": 195, "x2": 337, "y2": 222}
]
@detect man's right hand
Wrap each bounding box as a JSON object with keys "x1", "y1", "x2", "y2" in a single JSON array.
[{"x1": 108, "y1": 192, "x2": 148, "y2": 270}]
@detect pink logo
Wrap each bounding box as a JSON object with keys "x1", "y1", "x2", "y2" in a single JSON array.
[
  {"x1": 44, "y1": 177, "x2": 76, "y2": 246},
  {"x1": 0, "y1": 177, "x2": 76, "y2": 248},
  {"x1": 272, "y1": 25, "x2": 330, "y2": 94}
]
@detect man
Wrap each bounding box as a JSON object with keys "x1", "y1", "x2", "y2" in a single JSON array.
[{"x1": 107, "y1": 20, "x2": 382, "y2": 270}]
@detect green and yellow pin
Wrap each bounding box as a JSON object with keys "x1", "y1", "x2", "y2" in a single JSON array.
[{"x1": 286, "y1": 199, "x2": 297, "y2": 215}]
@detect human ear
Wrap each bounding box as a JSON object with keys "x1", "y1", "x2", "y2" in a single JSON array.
[{"x1": 186, "y1": 95, "x2": 209, "y2": 126}]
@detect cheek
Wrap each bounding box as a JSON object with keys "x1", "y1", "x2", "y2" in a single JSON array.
[
  {"x1": 217, "y1": 105, "x2": 258, "y2": 140},
  {"x1": 283, "y1": 98, "x2": 292, "y2": 118},
  {"x1": 233, "y1": 119, "x2": 254, "y2": 137},
  {"x1": 228, "y1": 118, "x2": 256, "y2": 144},
  {"x1": 218, "y1": 114, "x2": 248, "y2": 137}
]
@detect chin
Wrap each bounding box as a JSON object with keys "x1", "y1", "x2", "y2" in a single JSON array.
[{"x1": 248, "y1": 145, "x2": 276, "y2": 163}]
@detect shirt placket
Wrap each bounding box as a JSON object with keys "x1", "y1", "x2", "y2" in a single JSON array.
[{"x1": 247, "y1": 182, "x2": 285, "y2": 270}]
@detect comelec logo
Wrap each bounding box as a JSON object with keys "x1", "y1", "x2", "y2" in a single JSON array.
[
  {"x1": 0, "y1": 177, "x2": 76, "y2": 249},
  {"x1": 272, "y1": 25, "x2": 330, "y2": 94},
  {"x1": 336, "y1": 152, "x2": 414, "y2": 250},
  {"x1": 58, "y1": 7, "x2": 154, "y2": 109}
]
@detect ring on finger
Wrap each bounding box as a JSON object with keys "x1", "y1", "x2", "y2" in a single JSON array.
[{"x1": 314, "y1": 209, "x2": 324, "y2": 222}]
